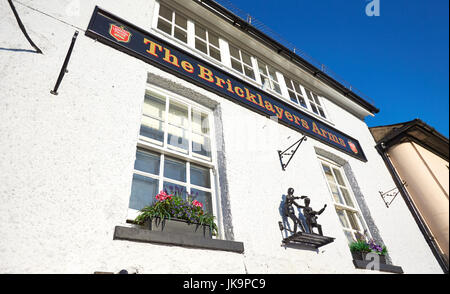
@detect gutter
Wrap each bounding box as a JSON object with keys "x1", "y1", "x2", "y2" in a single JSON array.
[
  {"x1": 375, "y1": 143, "x2": 449, "y2": 274},
  {"x1": 193, "y1": 0, "x2": 380, "y2": 115}
]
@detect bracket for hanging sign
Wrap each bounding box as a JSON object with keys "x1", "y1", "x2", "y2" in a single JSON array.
[
  {"x1": 379, "y1": 180, "x2": 407, "y2": 208},
  {"x1": 50, "y1": 30, "x2": 79, "y2": 95},
  {"x1": 278, "y1": 135, "x2": 307, "y2": 171}
]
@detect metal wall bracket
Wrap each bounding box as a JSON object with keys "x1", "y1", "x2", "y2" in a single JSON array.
[
  {"x1": 277, "y1": 135, "x2": 307, "y2": 171},
  {"x1": 8, "y1": 0, "x2": 43, "y2": 54},
  {"x1": 50, "y1": 31, "x2": 79, "y2": 95},
  {"x1": 379, "y1": 180, "x2": 407, "y2": 208}
]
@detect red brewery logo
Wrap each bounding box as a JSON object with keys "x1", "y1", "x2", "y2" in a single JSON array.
[
  {"x1": 348, "y1": 141, "x2": 359, "y2": 154},
  {"x1": 109, "y1": 24, "x2": 131, "y2": 43}
]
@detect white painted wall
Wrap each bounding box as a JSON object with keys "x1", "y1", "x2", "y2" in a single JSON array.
[{"x1": 0, "y1": 0, "x2": 443, "y2": 274}]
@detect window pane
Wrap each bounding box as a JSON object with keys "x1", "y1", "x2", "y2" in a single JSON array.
[
  {"x1": 299, "y1": 96, "x2": 307, "y2": 108},
  {"x1": 311, "y1": 104, "x2": 318, "y2": 114},
  {"x1": 209, "y1": 46, "x2": 221, "y2": 61},
  {"x1": 312, "y1": 93, "x2": 322, "y2": 105},
  {"x1": 157, "y1": 18, "x2": 172, "y2": 35},
  {"x1": 358, "y1": 214, "x2": 368, "y2": 234},
  {"x1": 164, "y1": 157, "x2": 186, "y2": 182},
  {"x1": 168, "y1": 101, "x2": 188, "y2": 128},
  {"x1": 268, "y1": 67, "x2": 278, "y2": 82},
  {"x1": 305, "y1": 89, "x2": 314, "y2": 102},
  {"x1": 190, "y1": 188, "x2": 213, "y2": 214},
  {"x1": 163, "y1": 181, "x2": 187, "y2": 199},
  {"x1": 135, "y1": 149, "x2": 160, "y2": 175},
  {"x1": 140, "y1": 116, "x2": 164, "y2": 142},
  {"x1": 244, "y1": 66, "x2": 255, "y2": 80},
  {"x1": 143, "y1": 93, "x2": 165, "y2": 119},
  {"x1": 340, "y1": 187, "x2": 354, "y2": 207},
  {"x1": 195, "y1": 38, "x2": 208, "y2": 54},
  {"x1": 190, "y1": 164, "x2": 211, "y2": 188},
  {"x1": 231, "y1": 59, "x2": 243, "y2": 73},
  {"x1": 174, "y1": 27, "x2": 187, "y2": 43},
  {"x1": 284, "y1": 77, "x2": 293, "y2": 90},
  {"x1": 258, "y1": 60, "x2": 267, "y2": 75},
  {"x1": 192, "y1": 133, "x2": 211, "y2": 158},
  {"x1": 209, "y1": 32, "x2": 220, "y2": 48},
  {"x1": 229, "y1": 45, "x2": 240, "y2": 59},
  {"x1": 192, "y1": 110, "x2": 209, "y2": 135},
  {"x1": 175, "y1": 14, "x2": 187, "y2": 29},
  {"x1": 159, "y1": 4, "x2": 173, "y2": 21},
  {"x1": 129, "y1": 174, "x2": 158, "y2": 210},
  {"x1": 322, "y1": 164, "x2": 335, "y2": 183},
  {"x1": 195, "y1": 25, "x2": 207, "y2": 40},
  {"x1": 294, "y1": 83, "x2": 302, "y2": 94},
  {"x1": 318, "y1": 107, "x2": 326, "y2": 118},
  {"x1": 167, "y1": 125, "x2": 189, "y2": 151},
  {"x1": 332, "y1": 168, "x2": 345, "y2": 186},
  {"x1": 241, "y1": 52, "x2": 252, "y2": 66},
  {"x1": 344, "y1": 230, "x2": 355, "y2": 244},
  {"x1": 330, "y1": 183, "x2": 344, "y2": 204},
  {"x1": 347, "y1": 211, "x2": 361, "y2": 231},
  {"x1": 272, "y1": 82, "x2": 281, "y2": 94},
  {"x1": 261, "y1": 76, "x2": 269, "y2": 87},
  {"x1": 336, "y1": 208, "x2": 350, "y2": 228},
  {"x1": 289, "y1": 90, "x2": 298, "y2": 104}
]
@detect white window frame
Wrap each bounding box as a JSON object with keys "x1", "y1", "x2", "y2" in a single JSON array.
[
  {"x1": 152, "y1": 2, "x2": 334, "y2": 123},
  {"x1": 257, "y1": 58, "x2": 282, "y2": 95},
  {"x1": 139, "y1": 86, "x2": 215, "y2": 163},
  {"x1": 318, "y1": 156, "x2": 371, "y2": 244},
  {"x1": 304, "y1": 88, "x2": 328, "y2": 119},
  {"x1": 128, "y1": 85, "x2": 222, "y2": 238},
  {"x1": 193, "y1": 24, "x2": 222, "y2": 62},
  {"x1": 155, "y1": 1, "x2": 189, "y2": 44},
  {"x1": 282, "y1": 76, "x2": 309, "y2": 109},
  {"x1": 228, "y1": 42, "x2": 257, "y2": 81}
]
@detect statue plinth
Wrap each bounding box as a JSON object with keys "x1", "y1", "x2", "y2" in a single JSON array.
[{"x1": 282, "y1": 231, "x2": 335, "y2": 249}]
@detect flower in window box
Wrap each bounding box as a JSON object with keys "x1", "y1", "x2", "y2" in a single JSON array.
[
  {"x1": 192, "y1": 200, "x2": 203, "y2": 208},
  {"x1": 134, "y1": 190, "x2": 218, "y2": 237},
  {"x1": 350, "y1": 239, "x2": 388, "y2": 264},
  {"x1": 368, "y1": 239, "x2": 388, "y2": 256}
]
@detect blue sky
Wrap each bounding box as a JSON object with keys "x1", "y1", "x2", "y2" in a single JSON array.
[{"x1": 223, "y1": 0, "x2": 449, "y2": 137}]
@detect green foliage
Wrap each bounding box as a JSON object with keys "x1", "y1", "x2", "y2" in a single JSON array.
[
  {"x1": 134, "y1": 191, "x2": 218, "y2": 236},
  {"x1": 349, "y1": 239, "x2": 388, "y2": 256},
  {"x1": 349, "y1": 240, "x2": 371, "y2": 253}
]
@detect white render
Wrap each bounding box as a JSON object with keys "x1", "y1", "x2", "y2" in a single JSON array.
[{"x1": 0, "y1": 0, "x2": 443, "y2": 274}]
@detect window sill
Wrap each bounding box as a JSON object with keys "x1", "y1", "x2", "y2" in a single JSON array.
[
  {"x1": 352, "y1": 259, "x2": 404, "y2": 274},
  {"x1": 113, "y1": 225, "x2": 245, "y2": 254}
]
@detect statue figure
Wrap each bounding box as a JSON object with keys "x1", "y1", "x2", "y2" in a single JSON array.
[
  {"x1": 279, "y1": 188, "x2": 335, "y2": 248},
  {"x1": 283, "y1": 188, "x2": 306, "y2": 234},
  {"x1": 299, "y1": 196, "x2": 327, "y2": 236}
]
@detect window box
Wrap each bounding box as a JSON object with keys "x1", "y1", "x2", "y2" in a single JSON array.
[
  {"x1": 351, "y1": 252, "x2": 387, "y2": 264},
  {"x1": 352, "y1": 258, "x2": 404, "y2": 274},
  {"x1": 114, "y1": 225, "x2": 244, "y2": 253},
  {"x1": 145, "y1": 217, "x2": 212, "y2": 239},
  {"x1": 350, "y1": 250, "x2": 403, "y2": 274}
]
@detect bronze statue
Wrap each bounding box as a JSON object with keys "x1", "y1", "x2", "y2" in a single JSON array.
[
  {"x1": 279, "y1": 188, "x2": 335, "y2": 249},
  {"x1": 299, "y1": 196, "x2": 327, "y2": 236},
  {"x1": 283, "y1": 188, "x2": 306, "y2": 233}
]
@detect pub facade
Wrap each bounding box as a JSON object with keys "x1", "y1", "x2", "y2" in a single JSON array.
[{"x1": 0, "y1": 0, "x2": 444, "y2": 274}]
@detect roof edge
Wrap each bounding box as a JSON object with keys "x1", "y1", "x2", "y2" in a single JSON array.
[{"x1": 192, "y1": 0, "x2": 380, "y2": 114}]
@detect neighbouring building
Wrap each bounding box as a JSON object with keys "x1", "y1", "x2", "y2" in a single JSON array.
[
  {"x1": 0, "y1": 0, "x2": 445, "y2": 274},
  {"x1": 370, "y1": 119, "x2": 449, "y2": 272}
]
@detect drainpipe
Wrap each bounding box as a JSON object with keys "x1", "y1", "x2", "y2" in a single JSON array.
[{"x1": 375, "y1": 143, "x2": 449, "y2": 274}]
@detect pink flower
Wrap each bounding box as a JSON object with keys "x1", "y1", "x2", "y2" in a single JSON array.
[
  {"x1": 155, "y1": 191, "x2": 172, "y2": 201},
  {"x1": 192, "y1": 200, "x2": 203, "y2": 208}
]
